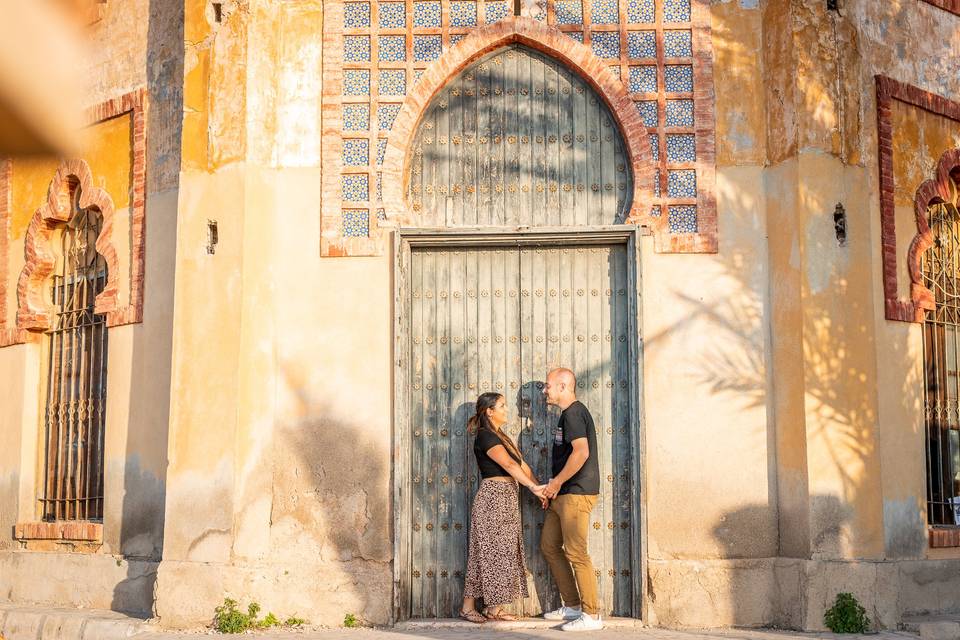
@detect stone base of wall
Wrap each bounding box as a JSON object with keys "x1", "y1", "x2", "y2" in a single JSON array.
[
  {"x1": 0, "y1": 551, "x2": 156, "y2": 617},
  {"x1": 648, "y1": 557, "x2": 960, "y2": 631},
  {"x1": 154, "y1": 557, "x2": 392, "y2": 629}
]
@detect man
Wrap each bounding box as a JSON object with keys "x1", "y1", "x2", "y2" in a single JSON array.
[{"x1": 539, "y1": 367, "x2": 603, "y2": 631}]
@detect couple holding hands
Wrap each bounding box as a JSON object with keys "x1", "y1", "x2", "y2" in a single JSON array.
[{"x1": 460, "y1": 368, "x2": 603, "y2": 632}]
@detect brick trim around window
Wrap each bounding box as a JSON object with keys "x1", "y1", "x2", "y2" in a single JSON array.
[
  {"x1": 0, "y1": 88, "x2": 146, "y2": 347},
  {"x1": 876, "y1": 76, "x2": 960, "y2": 322}
]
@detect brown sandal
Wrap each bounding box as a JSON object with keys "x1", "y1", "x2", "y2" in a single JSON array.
[
  {"x1": 483, "y1": 608, "x2": 519, "y2": 621},
  {"x1": 460, "y1": 609, "x2": 486, "y2": 624}
]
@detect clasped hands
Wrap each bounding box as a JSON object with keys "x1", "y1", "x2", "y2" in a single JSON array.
[{"x1": 529, "y1": 477, "x2": 563, "y2": 507}]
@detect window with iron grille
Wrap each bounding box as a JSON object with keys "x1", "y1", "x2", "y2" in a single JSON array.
[
  {"x1": 40, "y1": 203, "x2": 108, "y2": 522},
  {"x1": 922, "y1": 200, "x2": 960, "y2": 527}
]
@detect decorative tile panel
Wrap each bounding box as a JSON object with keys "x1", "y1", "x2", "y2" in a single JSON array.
[
  {"x1": 343, "y1": 139, "x2": 370, "y2": 166},
  {"x1": 343, "y1": 104, "x2": 371, "y2": 131},
  {"x1": 379, "y1": 70, "x2": 406, "y2": 96},
  {"x1": 342, "y1": 174, "x2": 370, "y2": 201},
  {"x1": 628, "y1": 66, "x2": 657, "y2": 93},
  {"x1": 378, "y1": 1, "x2": 406, "y2": 28},
  {"x1": 378, "y1": 35, "x2": 406, "y2": 61},
  {"x1": 590, "y1": 0, "x2": 619, "y2": 24},
  {"x1": 665, "y1": 99, "x2": 694, "y2": 126},
  {"x1": 648, "y1": 133, "x2": 659, "y2": 161},
  {"x1": 344, "y1": 36, "x2": 371, "y2": 61},
  {"x1": 650, "y1": 205, "x2": 662, "y2": 217},
  {"x1": 451, "y1": 1, "x2": 478, "y2": 26},
  {"x1": 414, "y1": 35, "x2": 443, "y2": 62},
  {"x1": 663, "y1": 30, "x2": 692, "y2": 57},
  {"x1": 636, "y1": 100, "x2": 658, "y2": 127},
  {"x1": 414, "y1": 1, "x2": 443, "y2": 27},
  {"x1": 567, "y1": 31, "x2": 584, "y2": 43},
  {"x1": 345, "y1": 2, "x2": 372, "y2": 28},
  {"x1": 378, "y1": 103, "x2": 402, "y2": 130},
  {"x1": 591, "y1": 31, "x2": 620, "y2": 59},
  {"x1": 342, "y1": 209, "x2": 370, "y2": 237},
  {"x1": 626, "y1": 0, "x2": 655, "y2": 23},
  {"x1": 451, "y1": 33, "x2": 466, "y2": 44},
  {"x1": 555, "y1": 0, "x2": 583, "y2": 24},
  {"x1": 627, "y1": 31, "x2": 656, "y2": 59},
  {"x1": 654, "y1": 168, "x2": 661, "y2": 197},
  {"x1": 484, "y1": 1, "x2": 510, "y2": 23},
  {"x1": 664, "y1": 65, "x2": 693, "y2": 92},
  {"x1": 668, "y1": 205, "x2": 696, "y2": 232},
  {"x1": 663, "y1": 0, "x2": 691, "y2": 23},
  {"x1": 665, "y1": 134, "x2": 695, "y2": 163},
  {"x1": 377, "y1": 139, "x2": 388, "y2": 165},
  {"x1": 344, "y1": 69, "x2": 371, "y2": 96},
  {"x1": 667, "y1": 169, "x2": 696, "y2": 198}
]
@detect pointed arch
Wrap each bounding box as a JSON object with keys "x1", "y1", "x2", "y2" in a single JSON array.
[{"x1": 380, "y1": 16, "x2": 655, "y2": 230}]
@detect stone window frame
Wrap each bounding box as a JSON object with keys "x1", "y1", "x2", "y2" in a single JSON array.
[
  {"x1": 320, "y1": 0, "x2": 716, "y2": 257},
  {"x1": 0, "y1": 88, "x2": 146, "y2": 349},
  {"x1": 876, "y1": 76, "x2": 960, "y2": 323}
]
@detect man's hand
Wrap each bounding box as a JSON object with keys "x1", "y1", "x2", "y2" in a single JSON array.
[
  {"x1": 540, "y1": 496, "x2": 549, "y2": 509},
  {"x1": 530, "y1": 484, "x2": 547, "y2": 499},
  {"x1": 544, "y1": 477, "x2": 563, "y2": 499}
]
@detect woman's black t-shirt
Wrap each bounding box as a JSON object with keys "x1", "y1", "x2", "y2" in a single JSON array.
[{"x1": 473, "y1": 428, "x2": 521, "y2": 478}]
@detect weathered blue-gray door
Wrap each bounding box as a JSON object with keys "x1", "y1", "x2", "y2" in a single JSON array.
[{"x1": 401, "y1": 44, "x2": 639, "y2": 620}]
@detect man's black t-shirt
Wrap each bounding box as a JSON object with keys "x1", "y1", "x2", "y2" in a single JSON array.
[
  {"x1": 551, "y1": 401, "x2": 600, "y2": 495},
  {"x1": 474, "y1": 428, "x2": 521, "y2": 479}
]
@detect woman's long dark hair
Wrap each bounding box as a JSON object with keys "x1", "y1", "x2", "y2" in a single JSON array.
[{"x1": 467, "y1": 392, "x2": 522, "y2": 461}]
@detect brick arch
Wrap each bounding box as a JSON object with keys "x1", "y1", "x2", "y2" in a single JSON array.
[
  {"x1": 16, "y1": 158, "x2": 121, "y2": 332},
  {"x1": 379, "y1": 15, "x2": 656, "y2": 230},
  {"x1": 907, "y1": 147, "x2": 960, "y2": 322}
]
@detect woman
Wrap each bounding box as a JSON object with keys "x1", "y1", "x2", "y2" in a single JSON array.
[{"x1": 460, "y1": 392, "x2": 545, "y2": 623}]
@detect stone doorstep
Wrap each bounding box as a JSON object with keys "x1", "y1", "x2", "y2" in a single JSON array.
[
  {"x1": 0, "y1": 604, "x2": 152, "y2": 640},
  {"x1": 397, "y1": 616, "x2": 645, "y2": 630},
  {"x1": 900, "y1": 614, "x2": 960, "y2": 640}
]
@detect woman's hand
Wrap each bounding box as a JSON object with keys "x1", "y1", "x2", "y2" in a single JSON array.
[{"x1": 530, "y1": 484, "x2": 547, "y2": 498}]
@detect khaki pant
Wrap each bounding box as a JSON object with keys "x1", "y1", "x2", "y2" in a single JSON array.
[{"x1": 539, "y1": 493, "x2": 599, "y2": 615}]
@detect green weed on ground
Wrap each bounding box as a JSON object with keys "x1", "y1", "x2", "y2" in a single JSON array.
[
  {"x1": 824, "y1": 592, "x2": 871, "y2": 633},
  {"x1": 212, "y1": 598, "x2": 309, "y2": 634}
]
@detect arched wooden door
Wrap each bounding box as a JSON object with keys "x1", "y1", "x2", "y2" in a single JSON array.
[{"x1": 400, "y1": 45, "x2": 640, "y2": 621}]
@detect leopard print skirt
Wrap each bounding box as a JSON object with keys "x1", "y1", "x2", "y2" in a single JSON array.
[{"x1": 463, "y1": 479, "x2": 529, "y2": 606}]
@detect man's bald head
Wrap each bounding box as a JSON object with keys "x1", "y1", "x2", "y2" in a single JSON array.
[{"x1": 544, "y1": 367, "x2": 577, "y2": 408}]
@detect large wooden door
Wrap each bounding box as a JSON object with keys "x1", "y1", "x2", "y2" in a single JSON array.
[{"x1": 404, "y1": 243, "x2": 638, "y2": 619}]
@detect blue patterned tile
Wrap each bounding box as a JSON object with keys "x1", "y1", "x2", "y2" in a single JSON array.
[
  {"x1": 378, "y1": 103, "x2": 402, "y2": 130},
  {"x1": 566, "y1": 30, "x2": 584, "y2": 43},
  {"x1": 636, "y1": 100, "x2": 658, "y2": 127},
  {"x1": 667, "y1": 169, "x2": 696, "y2": 197},
  {"x1": 664, "y1": 0, "x2": 691, "y2": 23},
  {"x1": 650, "y1": 204, "x2": 661, "y2": 217},
  {"x1": 345, "y1": 2, "x2": 371, "y2": 28},
  {"x1": 344, "y1": 69, "x2": 370, "y2": 96},
  {"x1": 342, "y1": 139, "x2": 370, "y2": 166},
  {"x1": 376, "y1": 208, "x2": 387, "y2": 221},
  {"x1": 628, "y1": 66, "x2": 657, "y2": 93},
  {"x1": 664, "y1": 65, "x2": 693, "y2": 92},
  {"x1": 343, "y1": 104, "x2": 370, "y2": 131},
  {"x1": 590, "y1": 0, "x2": 618, "y2": 24},
  {"x1": 379, "y1": 70, "x2": 406, "y2": 96},
  {"x1": 451, "y1": 33, "x2": 466, "y2": 44},
  {"x1": 668, "y1": 205, "x2": 697, "y2": 232},
  {"x1": 610, "y1": 65, "x2": 621, "y2": 80},
  {"x1": 376, "y1": 172, "x2": 383, "y2": 201},
  {"x1": 665, "y1": 99, "x2": 694, "y2": 126},
  {"x1": 342, "y1": 209, "x2": 370, "y2": 237},
  {"x1": 591, "y1": 31, "x2": 619, "y2": 58},
  {"x1": 377, "y1": 139, "x2": 388, "y2": 165},
  {"x1": 378, "y1": 35, "x2": 406, "y2": 61},
  {"x1": 664, "y1": 30, "x2": 693, "y2": 57},
  {"x1": 415, "y1": 69, "x2": 424, "y2": 83},
  {"x1": 484, "y1": 1, "x2": 509, "y2": 23},
  {"x1": 413, "y1": 35, "x2": 442, "y2": 62},
  {"x1": 555, "y1": 0, "x2": 583, "y2": 24},
  {"x1": 654, "y1": 168, "x2": 661, "y2": 197},
  {"x1": 648, "y1": 133, "x2": 659, "y2": 161},
  {"x1": 451, "y1": 1, "x2": 478, "y2": 26},
  {"x1": 627, "y1": 0, "x2": 654, "y2": 23},
  {"x1": 414, "y1": 1, "x2": 442, "y2": 26},
  {"x1": 378, "y1": 1, "x2": 406, "y2": 28},
  {"x1": 343, "y1": 36, "x2": 370, "y2": 62},
  {"x1": 342, "y1": 174, "x2": 369, "y2": 202},
  {"x1": 627, "y1": 31, "x2": 656, "y2": 59},
  {"x1": 666, "y1": 134, "x2": 695, "y2": 163}
]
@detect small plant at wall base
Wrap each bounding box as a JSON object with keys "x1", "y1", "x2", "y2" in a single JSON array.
[
  {"x1": 344, "y1": 613, "x2": 360, "y2": 628},
  {"x1": 212, "y1": 598, "x2": 309, "y2": 634},
  {"x1": 824, "y1": 592, "x2": 871, "y2": 633}
]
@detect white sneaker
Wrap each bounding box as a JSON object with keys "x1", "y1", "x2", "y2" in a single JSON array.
[
  {"x1": 561, "y1": 612, "x2": 604, "y2": 631},
  {"x1": 543, "y1": 605, "x2": 582, "y2": 621}
]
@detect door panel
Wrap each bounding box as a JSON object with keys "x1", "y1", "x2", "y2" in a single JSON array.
[{"x1": 406, "y1": 244, "x2": 635, "y2": 618}]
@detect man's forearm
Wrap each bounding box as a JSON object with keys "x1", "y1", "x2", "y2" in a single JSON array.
[{"x1": 555, "y1": 450, "x2": 588, "y2": 485}]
